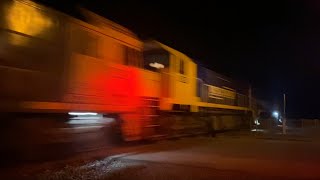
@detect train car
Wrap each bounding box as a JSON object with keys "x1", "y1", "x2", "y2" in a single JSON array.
[
  {"x1": 196, "y1": 66, "x2": 252, "y2": 130},
  {"x1": 0, "y1": 0, "x2": 144, "y2": 114},
  {"x1": 0, "y1": 0, "x2": 255, "y2": 160},
  {"x1": 143, "y1": 40, "x2": 254, "y2": 136},
  {"x1": 0, "y1": 0, "x2": 160, "y2": 159}
]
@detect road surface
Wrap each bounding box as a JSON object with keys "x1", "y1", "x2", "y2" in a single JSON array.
[{"x1": 2, "y1": 131, "x2": 320, "y2": 179}]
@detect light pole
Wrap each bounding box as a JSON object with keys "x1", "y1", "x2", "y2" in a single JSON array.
[
  {"x1": 249, "y1": 85, "x2": 252, "y2": 129},
  {"x1": 283, "y1": 93, "x2": 286, "y2": 134}
]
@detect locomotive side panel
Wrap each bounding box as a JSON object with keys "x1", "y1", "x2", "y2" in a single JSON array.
[
  {"x1": 197, "y1": 66, "x2": 250, "y2": 108},
  {"x1": 143, "y1": 41, "x2": 199, "y2": 111},
  {"x1": 0, "y1": 0, "x2": 144, "y2": 113},
  {"x1": 171, "y1": 54, "x2": 198, "y2": 105},
  {"x1": 62, "y1": 19, "x2": 143, "y2": 113},
  {"x1": 138, "y1": 70, "x2": 161, "y2": 98},
  {"x1": 0, "y1": 0, "x2": 67, "y2": 111}
]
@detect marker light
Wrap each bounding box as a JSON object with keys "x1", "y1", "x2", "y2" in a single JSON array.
[{"x1": 149, "y1": 62, "x2": 164, "y2": 69}]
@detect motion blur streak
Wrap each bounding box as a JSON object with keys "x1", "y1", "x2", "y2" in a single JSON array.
[{"x1": 68, "y1": 112, "x2": 98, "y2": 116}]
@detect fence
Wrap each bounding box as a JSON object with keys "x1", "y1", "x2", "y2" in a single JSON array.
[{"x1": 256, "y1": 118, "x2": 320, "y2": 129}]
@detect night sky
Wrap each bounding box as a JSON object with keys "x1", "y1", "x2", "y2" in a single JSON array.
[{"x1": 39, "y1": 0, "x2": 320, "y2": 118}]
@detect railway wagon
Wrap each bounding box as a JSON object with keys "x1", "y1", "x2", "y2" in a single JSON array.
[
  {"x1": 0, "y1": 0, "x2": 145, "y2": 113},
  {"x1": 143, "y1": 40, "x2": 254, "y2": 136},
  {"x1": 0, "y1": 0, "x2": 160, "y2": 159},
  {"x1": 0, "y1": 0, "x2": 255, "y2": 160}
]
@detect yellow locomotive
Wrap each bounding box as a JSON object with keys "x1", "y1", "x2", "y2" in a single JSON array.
[{"x1": 0, "y1": 0, "x2": 256, "y2": 158}]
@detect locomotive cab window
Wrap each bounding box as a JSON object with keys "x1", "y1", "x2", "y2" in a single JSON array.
[{"x1": 143, "y1": 50, "x2": 169, "y2": 72}]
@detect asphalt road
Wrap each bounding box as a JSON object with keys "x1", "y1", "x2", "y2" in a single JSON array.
[{"x1": 3, "y1": 131, "x2": 320, "y2": 180}]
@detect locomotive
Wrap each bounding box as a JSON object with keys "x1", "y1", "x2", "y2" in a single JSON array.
[{"x1": 0, "y1": 0, "x2": 256, "y2": 159}]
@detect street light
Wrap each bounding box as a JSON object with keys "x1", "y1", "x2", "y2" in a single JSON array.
[{"x1": 272, "y1": 111, "x2": 279, "y2": 119}]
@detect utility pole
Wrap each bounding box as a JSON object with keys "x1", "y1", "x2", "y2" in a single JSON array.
[
  {"x1": 283, "y1": 93, "x2": 286, "y2": 134},
  {"x1": 249, "y1": 85, "x2": 252, "y2": 129}
]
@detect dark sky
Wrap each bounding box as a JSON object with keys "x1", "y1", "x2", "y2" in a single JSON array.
[{"x1": 40, "y1": 0, "x2": 320, "y2": 118}]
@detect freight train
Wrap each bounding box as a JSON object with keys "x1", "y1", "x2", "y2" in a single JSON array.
[{"x1": 0, "y1": 0, "x2": 256, "y2": 159}]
